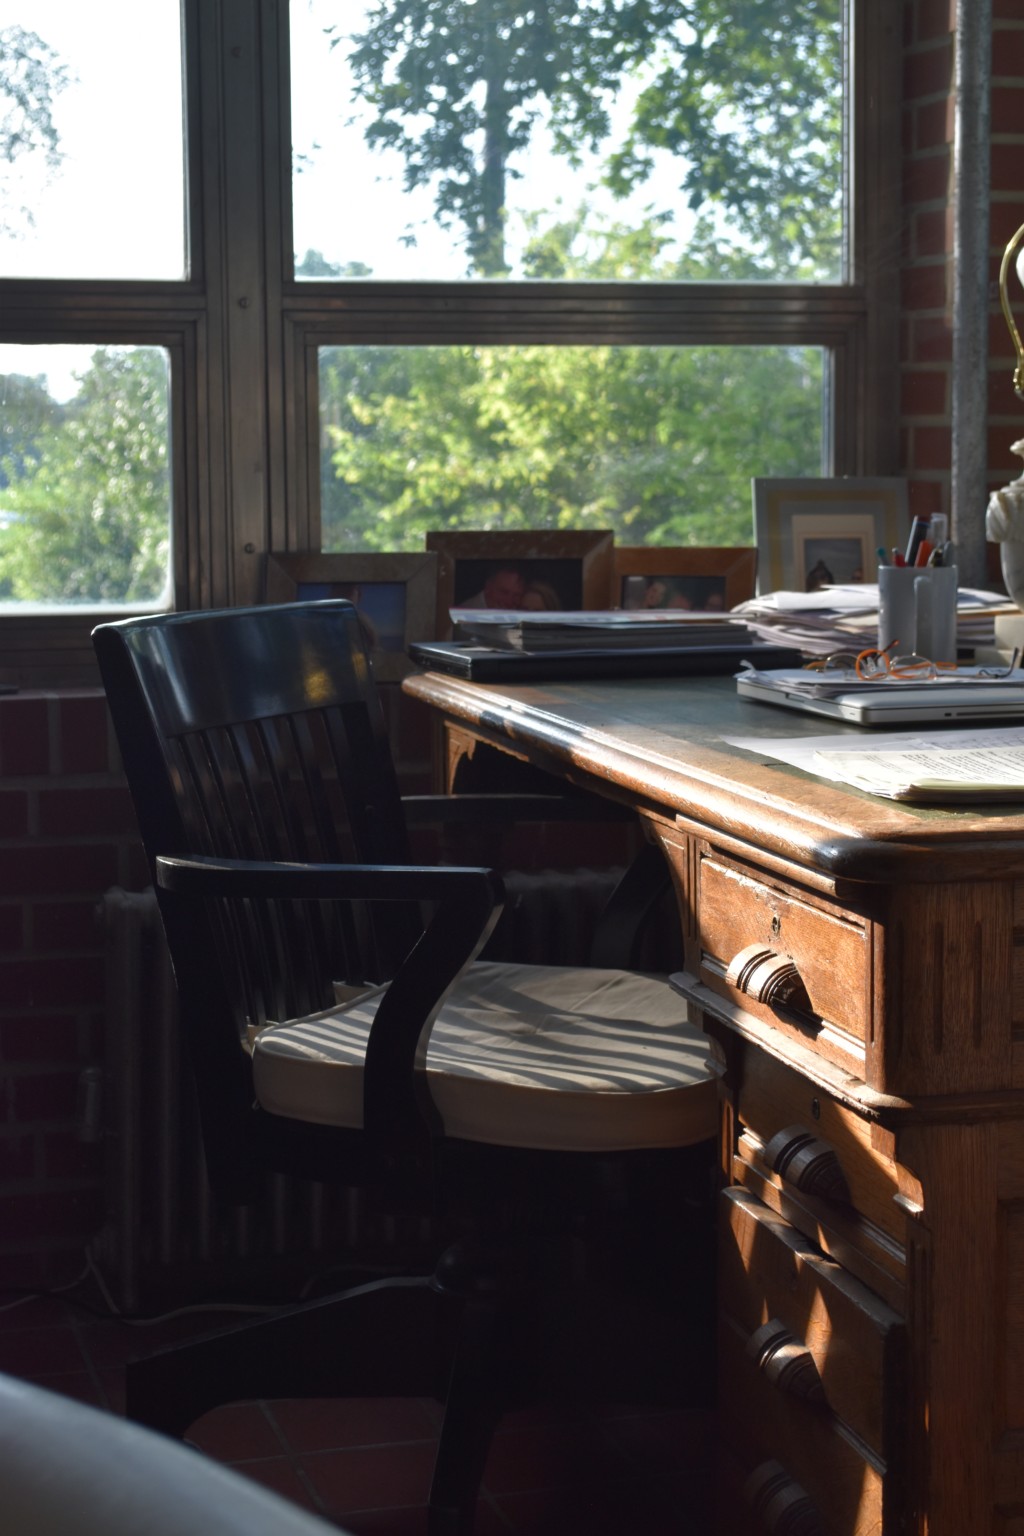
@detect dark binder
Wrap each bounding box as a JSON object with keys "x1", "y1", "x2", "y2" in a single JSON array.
[{"x1": 407, "y1": 639, "x2": 804, "y2": 681}]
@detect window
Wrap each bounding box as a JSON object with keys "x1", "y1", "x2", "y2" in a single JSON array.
[{"x1": 0, "y1": 0, "x2": 899, "y2": 681}]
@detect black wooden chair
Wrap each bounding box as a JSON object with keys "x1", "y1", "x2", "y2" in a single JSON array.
[{"x1": 92, "y1": 600, "x2": 717, "y2": 1536}]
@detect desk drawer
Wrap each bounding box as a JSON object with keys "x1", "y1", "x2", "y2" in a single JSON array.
[
  {"x1": 734, "y1": 1048, "x2": 904, "y2": 1249},
  {"x1": 698, "y1": 854, "x2": 872, "y2": 1071},
  {"x1": 718, "y1": 1314, "x2": 891, "y2": 1536},
  {"x1": 719, "y1": 1187, "x2": 904, "y2": 1462}
]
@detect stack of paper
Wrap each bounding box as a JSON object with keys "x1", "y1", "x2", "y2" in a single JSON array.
[
  {"x1": 732, "y1": 585, "x2": 1014, "y2": 657},
  {"x1": 812, "y1": 744, "x2": 1024, "y2": 802}
]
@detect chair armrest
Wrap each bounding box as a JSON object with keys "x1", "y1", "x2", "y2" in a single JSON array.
[
  {"x1": 155, "y1": 853, "x2": 500, "y2": 906},
  {"x1": 154, "y1": 853, "x2": 503, "y2": 1185},
  {"x1": 401, "y1": 793, "x2": 635, "y2": 826}
]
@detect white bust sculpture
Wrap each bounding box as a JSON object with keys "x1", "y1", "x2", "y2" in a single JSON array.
[
  {"x1": 987, "y1": 440, "x2": 1024, "y2": 609},
  {"x1": 986, "y1": 439, "x2": 1024, "y2": 540}
]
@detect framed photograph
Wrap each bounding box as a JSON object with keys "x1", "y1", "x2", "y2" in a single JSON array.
[
  {"x1": 263, "y1": 552, "x2": 438, "y2": 681},
  {"x1": 752, "y1": 477, "x2": 909, "y2": 595},
  {"x1": 612, "y1": 546, "x2": 757, "y2": 613},
  {"x1": 426, "y1": 529, "x2": 615, "y2": 635}
]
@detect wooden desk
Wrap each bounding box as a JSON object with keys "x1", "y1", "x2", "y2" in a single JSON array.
[{"x1": 404, "y1": 668, "x2": 1024, "y2": 1536}]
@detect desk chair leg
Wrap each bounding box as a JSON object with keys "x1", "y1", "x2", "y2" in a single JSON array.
[
  {"x1": 126, "y1": 1275, "x2": 459, "y2": 1438},
  {"x1": 427, "y1": 1293, "x2": 508, "y2": 1536}
]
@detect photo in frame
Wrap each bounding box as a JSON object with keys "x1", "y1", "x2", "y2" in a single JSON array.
[
  {"x1": 612, "y1": 546, "x2": 757, "y2": 613},
  {"x1": 425, "y1": 529, "x2": 615, "y2": 635},
  {"x1": 752, "y1": 477, "x2": 909, "y2": 595},
  {"x1": 263, "y1": 551, "x2": 438, "y2": 681}
]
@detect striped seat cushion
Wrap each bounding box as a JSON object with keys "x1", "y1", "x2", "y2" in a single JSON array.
[{"x1": 251, "y1": 961, "x2": 716, "y2": 1153}]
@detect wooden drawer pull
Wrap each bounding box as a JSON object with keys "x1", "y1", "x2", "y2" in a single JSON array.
[
  {"x1": 744, "y1": 1459, "x2": 826, "y2": 1536},
  {"x1": 762, "y1": 1124, "x2": 851, "y2": 1205},
  {"x1": 725, "y1": 943, "x2": 812, "y2": 1013},
  {"x1": 746, "y1": 1318, "x2": 826, "y2": 1404}
]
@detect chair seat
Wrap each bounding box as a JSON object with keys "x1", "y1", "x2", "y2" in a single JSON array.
[{"x1": 251, "y1": 961, "x2": 716, "y2": 1153}]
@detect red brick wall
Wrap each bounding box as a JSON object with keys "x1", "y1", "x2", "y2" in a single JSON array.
[
  {"x1": 900, "y1": 0, "x2": 1024, "y2": 566},
  {"x1": 901, "y1": 0, "x2": 955, "y2": 526},
  {"x1": 0, "y1": 692, "x2": 145, "y2": 1286}
]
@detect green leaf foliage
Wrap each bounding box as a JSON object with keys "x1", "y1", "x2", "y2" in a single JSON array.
[
  {"x1": 0, "y1": 349, "x2": 171, "y2": 604},
  {"x1": 320, "y1": 215, "x2": 823, "y2": 550}
]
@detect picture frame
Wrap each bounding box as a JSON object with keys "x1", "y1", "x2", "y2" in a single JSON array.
[
  {"x1": 425, "y1": 529, "x2": 615, "y2": 635},
  {"x1": 263, "y1": 551, "x2": 438, "y2": 681},
  {"x1": 612, "y1": 546, "x2": 757, "y2": 613},
  {"x1": 752, "y1": 477, "x2": 909, "y2": 595}
]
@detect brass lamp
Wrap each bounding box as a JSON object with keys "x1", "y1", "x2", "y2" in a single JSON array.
[{"x1": 998, "y1": 219, "x2": 1024, "y2": 401}]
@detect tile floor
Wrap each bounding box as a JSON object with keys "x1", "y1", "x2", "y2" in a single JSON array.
[{"x1": 0, "y1": 1286, "x2": 712, "y2": 1534}]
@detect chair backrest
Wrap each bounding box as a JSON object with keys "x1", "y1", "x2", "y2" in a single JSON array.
[{"x1": 93, "y1": 601, "x2": 424, "y2": 1186}]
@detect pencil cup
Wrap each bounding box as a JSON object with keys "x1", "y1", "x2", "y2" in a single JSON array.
[{"x1": 877, "y1": 564, "x2": 958, "y2": 663}]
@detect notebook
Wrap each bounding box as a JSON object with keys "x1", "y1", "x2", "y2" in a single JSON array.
[{"x1": 737, "y1": 670, "x2": 1024, "y2": 726}]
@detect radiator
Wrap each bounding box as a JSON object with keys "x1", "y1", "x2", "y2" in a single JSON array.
[{"x1": 92, "y1": 868, "x2": 637, "y2": 1313}]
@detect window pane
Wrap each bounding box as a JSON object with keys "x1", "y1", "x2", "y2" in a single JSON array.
[
  {"x1": 292, "y1": 0, "x2": 843, "y2": 283},
  {"x1": 0, "y1": 345, "x2": 172, "y2": 609},
  {"x1": 0, "y1": 3, "x2": 185, "y2": 279},
  {"x1": 319, "y1": 344, "x2": 824, "y2": 551}
]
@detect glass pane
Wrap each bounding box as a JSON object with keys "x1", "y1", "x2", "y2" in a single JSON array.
[
  {"x1": 319, "y1": 344, "x2": 824, "y2": 550},
  {"x1": 0, "y1": 3, "x2": 185, "y2": 279},
  {"x1": 0, "y1": 345, "x2": 172, "y2": 609},
  {"x1": 292, "y1": 0, "x2": 843, "y2": 283}
]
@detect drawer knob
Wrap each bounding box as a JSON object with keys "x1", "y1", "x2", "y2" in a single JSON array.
[
  {"x1": 744, "y1": 1459, "x2": 826, "y2": 1536},
  {"x1": 762, "y1": 1124, "x2": 851, "y2": 1205},
  {"x1": 747, "y1": 1318, "x2": 826, "y2": 1404},
  {"x1": 725, "y1": 943, "x2": 812, "y2": 1013}
]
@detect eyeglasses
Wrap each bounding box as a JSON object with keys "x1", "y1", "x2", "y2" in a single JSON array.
[
  {"x1": 804, "y1": 643, "x2": 1022, "y2": 683},
  {"x1": 805, "y1": 640, "x2": 955, "y2": 681}
]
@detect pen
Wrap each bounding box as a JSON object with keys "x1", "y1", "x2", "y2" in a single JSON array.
[
  {"x1": 928, "y1": 545, "x2": 943, "y2": 565},
  {"x1": 876, "y1": 546, "x2": 889, "y2": 565},
  {"x1": 905, "y1": 516, "x2": 930, "y2": 566},
  {"x1": 914, "y1": 540, "x2": 934, "y2": 567},
  {"x1": 892, "y1": 548, "x2": 906, "y2": 567}
]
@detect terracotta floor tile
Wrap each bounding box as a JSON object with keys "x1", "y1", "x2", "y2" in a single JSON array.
[
  {"x1": 338, "y1": 1500, "x2": 512, "y2": 1536},
  {"x1": 493, "y1": 1479, "x2": 703, "y2": 1536},
  {"x1": 0, "y1": 1324, "x2": 87, "y2": 1377},
  {"x1": 186, "y1": 1401, "x2": 285, "y2": 1462},
  {"x1": 0, "y1": 1295, "x2": 80, "y2": 1333},
  {"x1": 232, "y1": 1455, "x2": 324, "y2": 1514},
  {"x1": 482, "y1": 1419, "x2": 631, "y2": 1497},
  {"x1": 300, "y1": 1441, "x2": 438, "y2": 1515},
  {"x1": 270, "y1": 1396, "x2": 439, "y2": 1455}
]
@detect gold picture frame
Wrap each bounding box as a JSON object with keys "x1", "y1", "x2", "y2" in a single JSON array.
[
  {"x1": 612, "y1": 546, "x2": 757, "y2": 613},
  {"x1": 263, "y1": 551, "x2": 438, "y2": 681},
  {"x1": 425, "y1": 529, "x2": 615, "y2": 636},
  {"x1": 752, "y1": 477, "x2": 909, "y2": 595}
]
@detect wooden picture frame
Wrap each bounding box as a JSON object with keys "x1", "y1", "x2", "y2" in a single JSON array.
[
  {"x1": 263, "y1": 551, "x2": 438, "y2": 681},
  {"x1": 752, "y1": 477, "x2": 909, "y2": 595},
  {"x1": 612, "y1": 546, "x2": 757, "y2": 613},
  {"x1": 425, "y1": 529, "x2": 615, "y2": 635}
]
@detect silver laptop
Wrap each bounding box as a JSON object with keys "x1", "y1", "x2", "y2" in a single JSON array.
[{"x1": 736, "y1": 672, "x2": 1024, "y2": 726}]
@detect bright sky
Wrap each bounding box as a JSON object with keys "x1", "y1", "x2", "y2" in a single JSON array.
[
  {"x1": 0, "y1": 0, "x2": 693, "y2": 396},
  {"x1": 290, "y1": 0, "x2": 692, "y2": 280}
]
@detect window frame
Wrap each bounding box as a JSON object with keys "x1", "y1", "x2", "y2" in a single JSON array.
[{"x1": 0, "y1": 0, "x2": 901, "y2": 686}]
